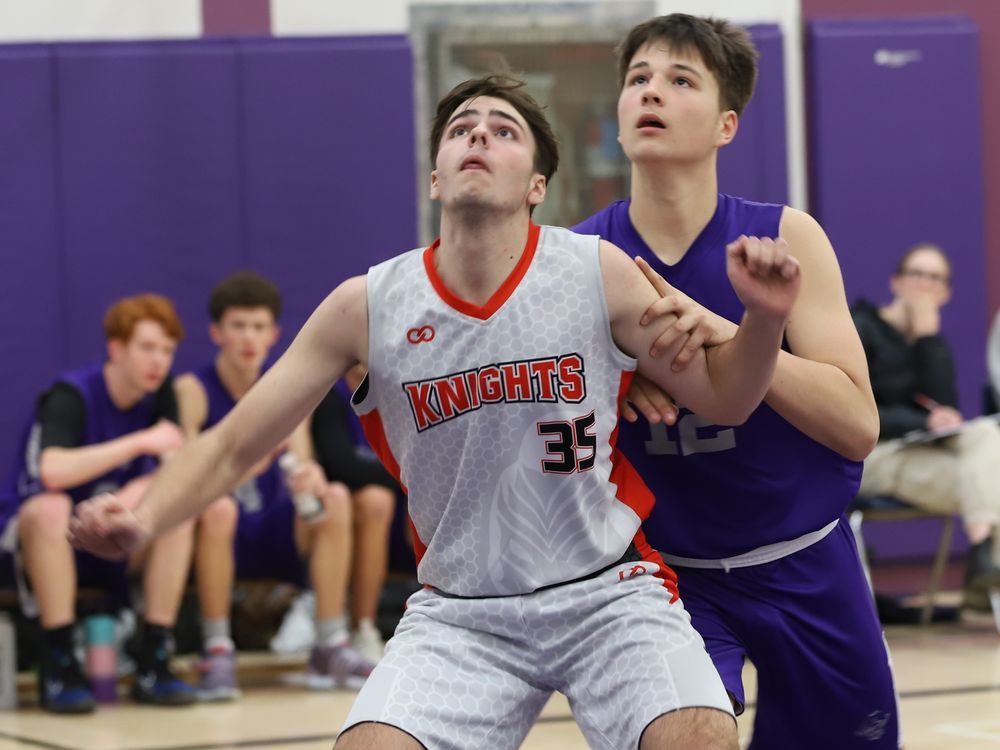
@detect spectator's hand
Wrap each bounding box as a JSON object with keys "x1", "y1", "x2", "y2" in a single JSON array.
[
  {"x1": 68, "y1": 493, "x2": 150, "y2": 560},
  {"x1": 905, "y1": 295, "x2": 942, "y2": 338},
  {"x1": 139, "y1": 420, "x2": 184, "y2": 458},
  {"x1": 635, "y1": 257, "x2": 738, "y2": 370},
  {"x1": 926, "y1": 406, "x2": 963, "y2": 433},
  {"x1": 726, "y1": 235, "x2": 801, "y2": 321},
  {"x1": 622, "y1": 373, "x2": 679, "y2": 425}
]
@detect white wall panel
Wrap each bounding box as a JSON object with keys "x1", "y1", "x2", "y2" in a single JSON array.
[{"x1": 0, "y1": 0, "x2": 201, "y2": 42}]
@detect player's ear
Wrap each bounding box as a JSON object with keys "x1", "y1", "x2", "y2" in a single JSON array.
[
  {"x1": 107, "y1": 338, "x2": 123, "y2": 363},
  {"x1": 527, "y1": 173, "x2": 546, "y2": 208},
  {"x1": 429, "y1": 169, "x2": 440, "y2": 201},
  {"x1": 209, "y1": 323, "x2": 223, "y2": 347},
  {"x1": 716, "y1": 110, "x2": 738, "y2": 148}
]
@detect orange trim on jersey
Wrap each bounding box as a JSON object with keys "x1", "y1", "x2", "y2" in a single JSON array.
[
  {"x1": 358, "y1": 410, "x2": 408, "y2": 495},
  {"x1": 358, "y1": 409, "x2": 429, "y2": 568},
  {"x1": 633, "y1": 527, "x2": 679, "y2": 603},
  {"x1": 406, "y1": 515, "x2": 428, "y2": 569},
  {"x1": 607, "y1": 371, "x2": 680, "y2": 602},
  {"x1": 421, "y1": 222, "x2": 541, "y2": 320}
]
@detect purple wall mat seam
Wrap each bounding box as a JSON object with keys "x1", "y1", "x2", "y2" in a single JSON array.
[
  {"x1": 234, "y1": 40, "x2": 251, "y2": 270},
  {"x1": 47, "y1": 44, "x2": 71, "y2": 370}
]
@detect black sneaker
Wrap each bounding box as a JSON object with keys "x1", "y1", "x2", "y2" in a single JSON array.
[
  {"x1": 38, "y1": 648, "x2": 96, "y2": 714},
  {"x1": 131, "y1": 649, "x2": 196, "y2": 707}
]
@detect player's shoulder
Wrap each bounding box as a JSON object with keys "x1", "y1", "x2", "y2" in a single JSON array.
[
  {"x1": 777, "y1": 205, "x2": 826, "y2": 237},
  {"x1": 173, "y1": 371, "x2": 208, "y2": 410},
  {"x1": 571, "y1": 199, "x2": 628, "y2": 235},
  {"x1": 174, "y1": 371, "x2": 205, "y2": 395}
]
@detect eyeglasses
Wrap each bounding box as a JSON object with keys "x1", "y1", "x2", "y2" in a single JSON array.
[{"x1": 898, "y1": 268, "x2": 950, "y2": 284}]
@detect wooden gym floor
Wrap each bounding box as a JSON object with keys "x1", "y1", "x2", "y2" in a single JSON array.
[{"x1": 0, "y1": 563, "x2": 996, "y2": 749}]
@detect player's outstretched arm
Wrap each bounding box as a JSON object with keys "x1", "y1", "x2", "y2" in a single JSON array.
[
  {"x1": 69, "y1": 276, "x2": 369, "y2": 559},
  {"x1": 602, "y1": 239, "x2": 798, "y2": 426}
]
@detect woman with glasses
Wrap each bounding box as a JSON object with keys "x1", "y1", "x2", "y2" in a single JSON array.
[{"x1": 851, "y1": 243, "x2": 1000, "y2": 609}]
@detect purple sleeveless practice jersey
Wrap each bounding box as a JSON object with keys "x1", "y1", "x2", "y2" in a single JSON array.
[
  {"x1": 0, "y1": 363, "x2": 163, "y2": 593},
  {"x1": 193, "y1": 363, "x2": 289, "y2": 513},
  {"x1": 0, "y1": 363, "x2": 161, "y2": 510},
  {"x1": 193, "y1": 363, "x2": 303, "y2": 583},
  {"x1": 574, "y1": 195, "x2": 863, "y2": 558}
]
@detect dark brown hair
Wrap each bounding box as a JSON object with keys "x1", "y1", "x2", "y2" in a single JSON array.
[
  {"x1": 103, "y1": 293, "x2": 184, "y2": 343},
  {"x1": 617, "y1": 14, "x2": 759, "y2": 116},
  {"x1": 895, "y1": 243, "x2": 951, "y2": 279},
  {"x1": 429, "y1": 75, "x2": 559, "y2": 183},
  {"x1": 208, "y1": 271, "x2": 282, "y2": 322}
]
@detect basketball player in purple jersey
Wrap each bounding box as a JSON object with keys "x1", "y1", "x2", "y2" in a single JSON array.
[
  {"x1": 0, "y1": 294, "x2": 195, "y2": 713},
  {"x1": 174, "y1": 271, "x2": 373, "y2": 699},
  {"x1": 71, "y1": 75, "x2": 799, "y2": 749},
  {"x1": 575, "y1": 14, "x2": 898, "y2": 748}
]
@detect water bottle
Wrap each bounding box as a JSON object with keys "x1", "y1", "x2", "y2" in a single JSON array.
[
  {"x1": 85, "y1": 614, "x2": 117, "y2": 703},
  {"x1": 0, "y1": 612, "x2": 17, "y2": 709},
  {"x1": 278, "y1": 453, "x2": 325, "y2": 523}
]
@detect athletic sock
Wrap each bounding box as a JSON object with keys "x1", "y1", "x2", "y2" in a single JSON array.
[
  {"x1": 202, "y1": 618, "x2": 234, "y2": 651},
  {"x1": 316, "y1": 616, "x2": 349, "y2": 647}
]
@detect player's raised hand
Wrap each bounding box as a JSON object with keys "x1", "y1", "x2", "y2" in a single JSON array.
[
  {"x1": 68, "y1": 493, "x2": 150, "y2": 560},
  {"x1": 725, "y1": 235, "x2": 801, "y2": 320},
  {"x1": 635, "y1": 256, "x2": 738, "y2": 370}
]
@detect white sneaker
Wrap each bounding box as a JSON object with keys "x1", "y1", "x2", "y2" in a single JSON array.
[
  {"x1": 350, "y1": 619, "x2": 385, "y2": 663},
  {"x1": 270, "y1": 591, "x2": 316, "y2": 654}
]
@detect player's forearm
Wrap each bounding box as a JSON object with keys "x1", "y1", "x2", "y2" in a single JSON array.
[
  {"x1": 132, "y1": 425, "x2": 247, "y2": 536},
  {"x1": 764, "y1": 352, "x2": 879, "y2": 460},
  {"x1": 39, "y1": 435, "x2": 144, "y2": 491},
  {"x1": 702, "y1": 310, "x2": 787, "y2": 425}
]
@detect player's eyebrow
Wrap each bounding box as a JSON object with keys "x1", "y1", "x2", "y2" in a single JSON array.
[
  {"x1": 446, "y1": 108, "x2": 525, "y2": 133},
  {"x1": 626, "y1": 60, "x2": 704, "y2": 79}
]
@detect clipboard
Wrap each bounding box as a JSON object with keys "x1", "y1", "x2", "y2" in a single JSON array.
[{"x1": 894, "y1": 412, "x2": 1000, "y2": 448}]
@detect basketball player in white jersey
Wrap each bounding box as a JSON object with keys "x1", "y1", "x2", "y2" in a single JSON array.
[{"x1": 70, "y1": 76, "x2": 800, "y2": 750}]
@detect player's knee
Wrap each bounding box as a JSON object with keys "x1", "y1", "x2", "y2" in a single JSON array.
[
  {"x1": 199, "y1": 496, "x2": 238, "y2": 536},
  {"x1": 335, "y1": 721, "x2": 424, "y2": 750},
  {"x1": 319, "y1": 482, "x2": 352, "y2": 525},
  {"x1": 354, "y1": 486, "x2": 394, "y2": 527},
  {"x1": 641, "y1": 707, "x2": 737, "y2": 750},
  {"x1": 18, "y1": 492, "x2": 73, "y2": 534}
]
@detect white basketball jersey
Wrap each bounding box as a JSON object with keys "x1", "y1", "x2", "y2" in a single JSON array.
[{"x1": 354, "y1": 224, "x2": 665, "y2": 597}]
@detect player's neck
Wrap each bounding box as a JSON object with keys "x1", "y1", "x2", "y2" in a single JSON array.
[
  {"x1": 434, "y1": 209, "x2": 533, "y2": 307},
  {"x1": 102, "y1": 362, "x2": 146, "y2": 410},
  {"x1": 628, "y1": 161, "x2": 718, "y2": 265},
  {"x1": 215, "y1": 354, "x2": 261, "y2": 400}
]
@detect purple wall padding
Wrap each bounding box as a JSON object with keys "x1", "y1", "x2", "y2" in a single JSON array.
[
  {"x1": 0, "y1": 47, "x2": 65, "y2": 470},
  {"x1": 718, "y1": 24, "x2": 788, "y2": 205},
  {"x1": 238, "y1": 37, "x2": 417, "y2": 345},
  {"x1": 0, "y1": 36, "x2": 417, "y2": 476},
  {"x1": 809, "y1": 17, "x2": 986, "y2": 562},
  {"x1": 56, "y1": 40, "x2": 245, "y2": 373},
  {"x1": 808, "y1": 16, "x2": 987, "y2": 417}
]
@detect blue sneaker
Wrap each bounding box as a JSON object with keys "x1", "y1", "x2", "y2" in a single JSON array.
[
  {"x1": 131, "y1": 660, "x2": 196, "y2": 706},
  {"x1": 38, "y1": 648, "x2": 95, "y2": 714}
]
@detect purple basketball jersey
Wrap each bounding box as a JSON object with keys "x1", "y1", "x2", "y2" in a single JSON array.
[
  {"x1": 192, "y1": 363, "x2": 303, "y2": 583},
  {"x1": 1, "y1": 363, "x2": 160, "y2": 510},
  {"x1": 193, "y1": 362, "x2": 288, "y2": 512},
  {"x1": 575, "y1": 195, "x2": 862, "y2": 558}
]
